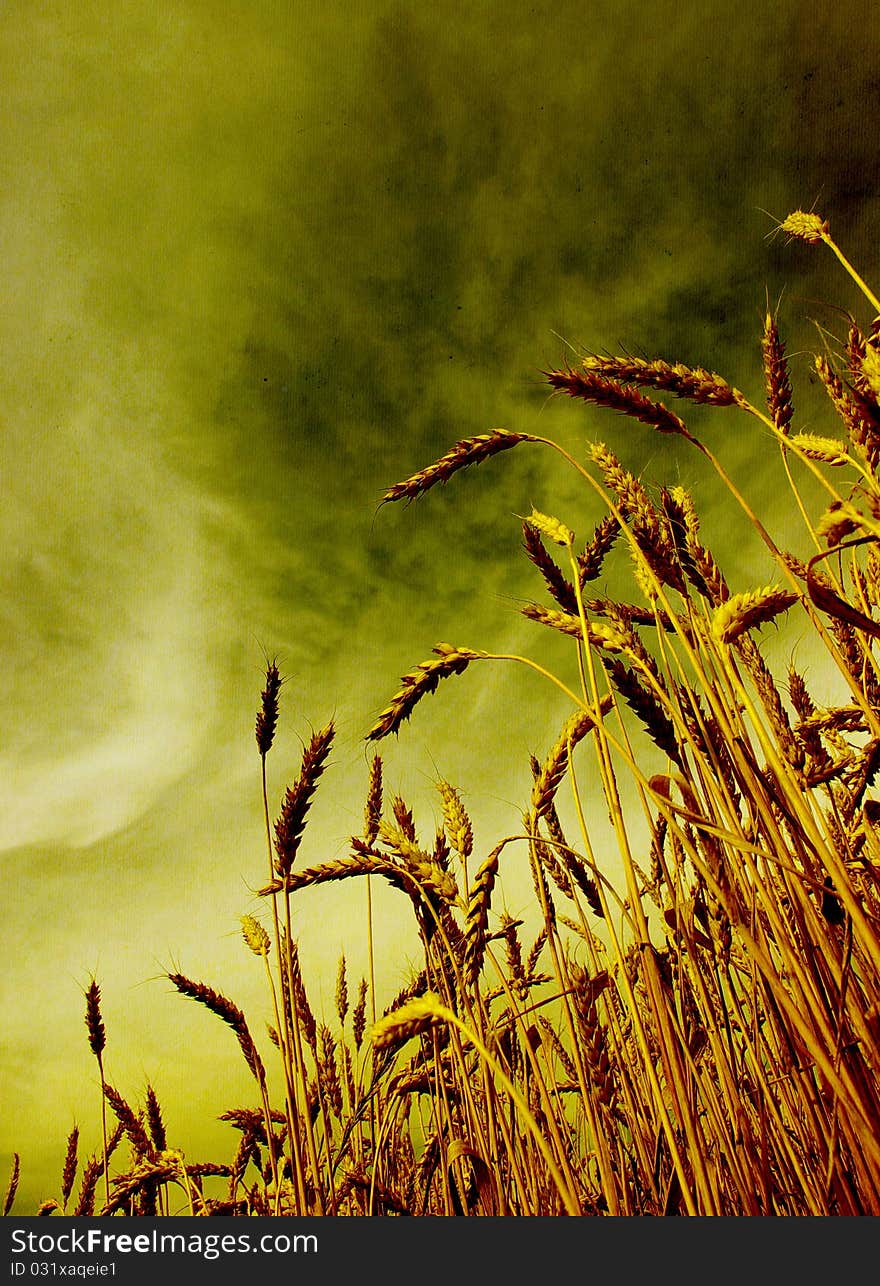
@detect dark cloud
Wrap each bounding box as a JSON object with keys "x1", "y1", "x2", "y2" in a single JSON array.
[{"x1": 3, "y1": 0, "x2": 879, "y2": 1207}]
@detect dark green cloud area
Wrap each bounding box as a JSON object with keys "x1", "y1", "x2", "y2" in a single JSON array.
[{"x1": 2, "y1": 0, "x2": 879, "y2": 1206}]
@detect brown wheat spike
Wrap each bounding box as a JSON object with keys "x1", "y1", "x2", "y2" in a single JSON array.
[
  {"x1": 546, "y1": 366, "x2": 691, "y2": 436},
  {"x1": 3, "y1": 1153, "x2": 19, "y2": 1216},
  {"x1": 535, "y1": 789, "x2": 603, "y2": 915},
  {"x1": 711, "y1": 586, "x2": 798, "y2": 644},
  {"x1": 814, "y1": 354, "x2": 880, "y2": 465},
  {"x1": 669, "y1": 485, "x2": 731, "y2": 603},
  {"x1": 463, "y1": 840, "x2": 505, "y2": 988},
  {"x1": 589, "y1": 442, "x2": 659, "y2": 528},
  {"x1": 60, "y1": 1126, "x2": 79, "y2": 1209},
  {"x1": 353, "y1": 979, "x2": 368, "y2": 1051},
  {"x1": 556, "y1": 844, "x2": 604, "y2": 918},
  {"x1": 787, "y1": 667, "x2": 817, "y2": 723},
  {"x1": 380, "y1": 430, "x2": 536, "y2": 506},
  {"x1": 433, "y1": 826, "x2": 451, "y2": 870},
  {"x1": 525, "y1": 928, "x2": 548, "y2": 980},
  {"x1": 167, "y1": 973, "x2": 267, "y2": 1087},
  {"x1": 581, "y1": 352, "x2": 746, "y2": 408},
  {"x1": 261, "y1": 847, "x2": 457, "y2": 914},
  {"x1": 101, "y1": 1161, "x2": 232, "y2": 1217},
  {"x1": 363, "y1": 752, "x2": 383, "y2": 844},
  {"x1": 522, "y1": 519, "x2": 578, "y2": 612},
  {"x1": 102, "y1": 1084, "x2": 155, "y2": 1161},
  {"x1": 255, "y1": 659, "x2": 282, "y2": 757},
  {"x1": 437, "y1": 780, "x2": 473, "y2": 862},
  {"x1": 659, "y1": 487, "x2": 706, "y2": 594},
  {"x1": 336, "y1": 954, "x2": 349, "y2": 1029},
  {"x1": 578, "y1": 512, "x2": 622, "y2": 584},
  {"x1": 371, "y1": 993, "x2": 447, "y2": 1052},
  {"x1": 584, "y1": 595, "x2": 678, "y2": 634},
  {"x1": 569, "y1": 963, "x2": 615, "y2": 1109},
  {"x1": 497, "y1": 912, "x2": 527, "y2": 991},
  {"x1": 587, "y1": 451, "x2": 683, "y2": 596},
  {"x1": 286, "y1": 935, "x2": 317, "y2": 1052},
  {"x1": 606, "y1": 657, "x2": 683, "y2": 767},
  {"x1": 735, "y1": 633, "x2": 804, "y2": 771},
  {"x1": 84, "y1": 977, "x2": 106, "y2": 1060},
  {"x1": 392, "y1": 795, "x2": 418, "y2": 842},
  {"x1": 848, "y1": 322, "x2": 871, "y2": 382},
  {"x1": 683, "y1": 526, "x2": 730, "y2": 607},
  {"x1": 538, "y1": 1017, "x2": 578, "y2": 1084},
  {"x1": 761, "y1": 311, "x2": 794, "y2": 435},
  {"x1": 73, "y1": 1158, "x2": 101, "y2": 1218},
  {"x1": 366, "y1": 644, "x2": 489, "y2": 741},
  {"x1": 319, "y1": 1026, "x2": 344, "y2": 1118},
  {"x1": 220, "y1": 1107, "x2": 285, "y2": 1146},
  {"x1": 341, "y1": 1043, "x2": 356, "y2": 1115},
  {"x1": 273, "y1": 721, "x2": 335, "y2": 877},
  {"x1": 527, "y1": 800, "x2": 571, "y2": 898},
  {"x1": 105, "y1": 1121, "x2": 124, "y2": 1162},
  {"x1": 337, "y1": 1168, "x2": 412, "y2": 1216},
  {"x1": 145, "y1": 1085, "x2": 167, "y2": 1154},
  {"x1": 531, "y1": 699, "x2": 614, "y2": 817}
]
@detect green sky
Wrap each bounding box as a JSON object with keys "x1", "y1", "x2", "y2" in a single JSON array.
[{"x1": 3, "y1": 0, "x2": 879, "y2": 1209}]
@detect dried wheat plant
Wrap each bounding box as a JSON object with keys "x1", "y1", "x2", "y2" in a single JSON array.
[{"x1": 8, "y1": 210, "x2": 880, "y2": 1216}]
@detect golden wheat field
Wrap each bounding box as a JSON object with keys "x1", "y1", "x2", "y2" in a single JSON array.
[{"x1": 5, "y1": 210, "x2": 880, "y2": 1217}]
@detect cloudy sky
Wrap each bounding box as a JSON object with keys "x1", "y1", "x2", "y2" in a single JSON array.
[{"x1": 2, "y1": 0, "x2": 879, "y2": 1208}]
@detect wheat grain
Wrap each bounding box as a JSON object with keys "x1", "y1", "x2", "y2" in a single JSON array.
[
  {"x1": 521, "y1": 601, "x2": 628, "y2": 650},
  {"x1": 60, "y1": 1126, "x2": 79, "y2": 1209},
  {"x1": 530, "y1": 700, "x2": 613, "y2": 817},
  {"x1": 525, "y1": 507, "x2": 574, "y2": 548},
  {"x1": 711, "y1": 586, "x2": 799, "y2": 644},
  {"x1": 762, "y1": 311, "x2": 794, "y2": 435},
  {"x1": 3, "y1": 1153, "x2": 19, "y2": 1217},
  {"x1": 778, "y1": 210, "x2": 830, "y2": 244},
  {"x1": 84, "y1": 977, "x2": 106, "y2": 1060},
  {"x1": 582, "y1": 352, "x2": 746, "y2": 408},
  {"x1": 371, "y1": 993, "x2": 447, "y2": 1051},
  {"x1": 102, "y1": 1083, "x2": 154, "y2": 1160},
  {"x1": 145, "y1": 1085, "x2": 167, "y2": 1154},
  {"x1": 336, "y1": 955, "x2": 349, "y2": 1029},
  {"x1": 363, "y1": 752, "x2": 383, "y2": 843},
  {"x1": 607, "y1": 657, "x2": 682, "y2": 766},
  {"x1": 366, "y1": 644, "x2": 488, "y2": 741},
  {"x1": 380, "y1": 430, "x2": 535, "y2": 505},
  {"x1": 578, "y1": 513, "x2": 622, "y2": 583},
  {"x1": 546, "y1": 366, "x2": 691, "y2": 436},
  {"x1": 463, "y1": 840, "x2": 505, "y2": 988},
  {"x1": 167, "y1": 973, "x2": 267, "y2": 1087},
  {"x1": 241, "y1": 914, "x2": 271, "y2": 957},
  {"x1": 274, "y1": 722, "x2": 335, "y2": 877},
  {"x1": 352, "y1": 980, "x2": 368, "y2": 1051},
  {"x1": 255, "y1": 659, "x2": 282, "y2": 757},
  {"x1": 522, "y1": 519, "x2": 578, "y2": 612},
  {"x1": 788, "y1": 433, "x2": 851, "y2": 467},
  {"x1": 437, "y1": 780, "x2": 473, "y2": 862}
]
